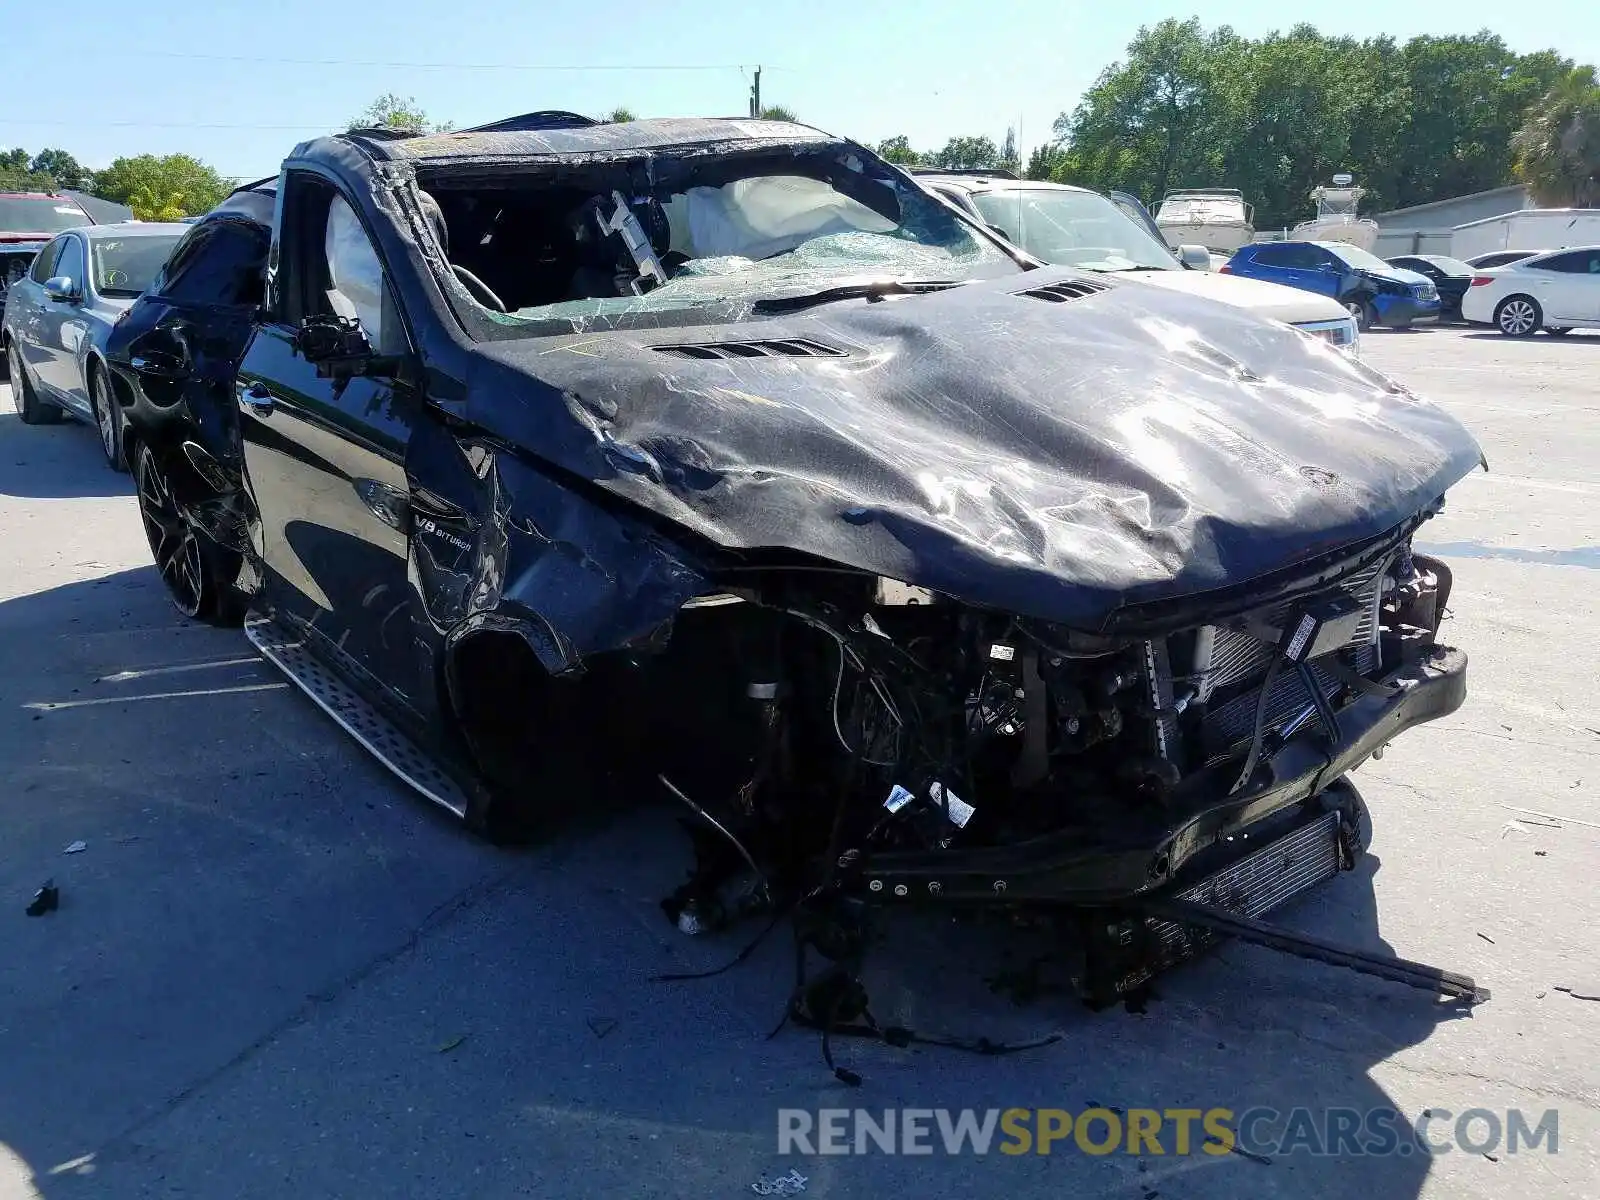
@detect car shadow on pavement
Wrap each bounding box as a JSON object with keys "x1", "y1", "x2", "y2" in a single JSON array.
[
  {"x1": 1459, "y1": 331, "x2": 1600, "y2": 343},
  {"x1": 0, "y1": 568, "x2": 1472, "y2": 1200},
  {"x1": 0, "y1": 406, "x2": 133, "y2": 500}
]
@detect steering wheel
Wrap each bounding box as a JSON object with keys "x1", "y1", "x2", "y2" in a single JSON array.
[{"x1": 453, "y1": 265, "x2": 506, "y2": 313}]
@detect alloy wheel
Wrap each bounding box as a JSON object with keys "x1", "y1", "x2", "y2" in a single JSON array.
[
  {"x1": 1498, "y1": 299, "x2": 1537, "y2": 336},
  {"x1": 137, "y1": 446, "x2": 206, "y2": 618},
  {"x1": 7, "y1": 345, "x2": 23, "y2": 416},
  {"x1": 92, "y1": 370, "x2": 118, "y2": 465}
]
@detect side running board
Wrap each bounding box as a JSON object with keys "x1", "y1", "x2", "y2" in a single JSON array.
[{"x1": 244, "y1": 613, "x2": 470, "y2": 819}]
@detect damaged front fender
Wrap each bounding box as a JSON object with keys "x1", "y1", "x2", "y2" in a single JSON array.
[{"x1": 407, "y1": 421, "x2": 709, "y2": 682}]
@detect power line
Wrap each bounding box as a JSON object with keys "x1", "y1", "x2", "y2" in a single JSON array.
[
  {"x1": 85, "y1": 50, "x2": 773, "y2": 72},
  {"x1": 2, "y1": 120, "x2": 335, "y2": 130}
]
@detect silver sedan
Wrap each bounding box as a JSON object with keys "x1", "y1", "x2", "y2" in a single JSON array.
[{"x1": 3, "y1": 221, "x2": 186, "y2": 470}]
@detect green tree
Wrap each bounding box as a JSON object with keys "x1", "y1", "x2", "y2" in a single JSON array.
[
  {"x1": 1059, "y1": 19, "x2": 1242, "y2": 206},
  {"x1": 0, "y1": 148, "x2": 53, "y2": 192},
  {"x1": 1024, "y1": 143, "x2": 1070, "y2": 181},
  {"x1": 1056, "y1": 20, "x2": 1588, "y2": 228},
  {"x1": 93, "y1": 154, "x2": 232, "y2": 219},
  {"x1": 604, "y1": 107, "x2": 637, "y2": 123},
  {"x1": 30, "y1": 148, "x2": 92, "y2": 191},
  {"x1": 875, "y1": 135, "x2": 923, "y2": 165},
  {"x1": 349, "y1": 93, "x2": 453, "y2": 134},
  {"x1": 999, "y1": 127, "x2": 1019, "y2": 175},
  {"x1": 931, "y1": 135, "x2": 1000, "y2": 170},
  {"x1": 759, "y1": 105, "x2": 798, "y2": 122},
  {"x1": 1512, "y1": 66, "x2": 1600, "y2": 205}
]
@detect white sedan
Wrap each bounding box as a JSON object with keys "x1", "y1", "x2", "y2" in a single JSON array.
[{"x1": 1461, "y1": 246, "x2": 1600, "y2": 336}]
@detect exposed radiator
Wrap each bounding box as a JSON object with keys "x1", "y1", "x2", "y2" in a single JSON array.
[{"x1": 1201, "y1": 642, "x2": 1380, "y2": 754}]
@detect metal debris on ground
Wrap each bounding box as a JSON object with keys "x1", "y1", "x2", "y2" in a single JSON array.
[
  {"x1": 1554, "y1": 984, "x2": 1600, "y2": 1002},
  {"x1": 26, "y1": 881, "x2": 59, "y2": 916},
  {"x1": 64, "y1": 841, "x2": 87, "y2": 854},
  {"x1": 1230, "y1": 1143, "x2": 1273, "y2": 1166},
  {"x1": 1500, "y1": 804, "x2": 1600, "y2": 831},
  {"x1": 586, "y1": 1016, "x2": 618, "y2": 1039},
  {"x1": 751, "y1": 1170, "x2": 808, "y2": 1196},
  {"x1": 1477, "y1": 932, "x2": 1495, "y2": 944},
  {"x1": 436, "y1": 1035, "x2": 467, "y2": 1053}
]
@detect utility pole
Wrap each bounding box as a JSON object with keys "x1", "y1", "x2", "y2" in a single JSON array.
[{"x1": 749, "y1": 66, "x2": 762, "y2": 118}]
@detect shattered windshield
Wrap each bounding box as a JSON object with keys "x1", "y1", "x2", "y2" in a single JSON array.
[
  {"x1": 969, "y1": 189, "x2": 1177, "y2": 272},
  {"x1": 421, "y1": 151, "x2": 1018, "y2": 338}
]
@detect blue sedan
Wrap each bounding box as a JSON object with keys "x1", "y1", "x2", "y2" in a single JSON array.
[
  {"x1": 3, "y1": 221, "x2": 186, "y2": 469},
  {"x1": 1223, "y1": 240, "x2": 1441, "y2": 330}
]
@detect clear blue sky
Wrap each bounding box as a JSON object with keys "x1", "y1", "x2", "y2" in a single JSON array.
[{"x1": 5, "y1": 0, "x2": 1598, "y2": 181}]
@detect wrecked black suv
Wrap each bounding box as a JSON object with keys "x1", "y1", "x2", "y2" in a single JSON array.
[{"x1": 106, "y1": 113, "x2": 1484, "y2": 1009}]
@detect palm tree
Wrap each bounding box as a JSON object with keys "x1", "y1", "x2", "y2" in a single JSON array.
[{"x1": 1511, "y1": 67, "x2": 1600, "y2": 207}]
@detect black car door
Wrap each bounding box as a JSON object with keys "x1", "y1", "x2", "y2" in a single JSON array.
[
  {"x1": 235, "y1": 171, "x2": 423, "y2": 710},
  {"x1": 112, "y1": 215, "x2": 272, "y2": 475}
]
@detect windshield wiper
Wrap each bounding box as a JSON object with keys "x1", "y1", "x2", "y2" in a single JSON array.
[{"x1": 751, "y1": 279, "x2": 965, "y2": 314}]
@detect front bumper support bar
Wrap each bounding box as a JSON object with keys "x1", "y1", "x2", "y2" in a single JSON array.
[{"x1": 1142, "y1": 898, "x2": 1489, "y2": 1004}]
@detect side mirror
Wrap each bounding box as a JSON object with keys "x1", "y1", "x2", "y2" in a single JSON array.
[
  {"x1": 296, "y1": 313, "x2": 402, "y2": 379},
  {"x1": 297, "y1": 313, "x2": 371, "y2": 363},
  {"x1": 44, "y1": 275, "x2": 81, "y2": 303},
  {"x1": 1176, "y1": 244, "x2": 1211, "y2": 271}
]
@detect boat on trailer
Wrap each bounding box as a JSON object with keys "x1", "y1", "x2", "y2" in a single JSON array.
[
  {"x1": 1154, "y1": 189, "x2": 1256, "y2": 254},
  {"x1": 1291, "y1": 174, "x2": 1380, "y2": 250}
]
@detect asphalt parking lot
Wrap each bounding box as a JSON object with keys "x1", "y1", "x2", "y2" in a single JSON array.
[{"x1": 1, "y1": 325, "x2": 1596, "y2": 1200}]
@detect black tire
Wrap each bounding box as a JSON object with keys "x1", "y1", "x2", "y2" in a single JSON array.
[
  {"x1": 1344, "y1": 297, "x2": 1375, "y2": 331},
  {"x1": 6, "y1": 339, "x2": 62, "y2": 425},
  {"x1": 134, "y1": 442, "x2": 246, "y2": 626},
  {"x1": 1494, "y1": 295, "x2": 1541, "y2": 337},
  {"x1": 87, "y1": 360, "x2": 126, "y2": 472},
  {"x1": 1546, "y1": 327, "x2": 1573, "y2": 337}
]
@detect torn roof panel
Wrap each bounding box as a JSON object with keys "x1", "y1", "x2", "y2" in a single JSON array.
[{"x1": 356, "y1": 118, "x2": 834, "y2": 166}]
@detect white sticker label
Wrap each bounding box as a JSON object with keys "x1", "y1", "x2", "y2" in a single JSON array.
[
  {"x1": 988, "y1": 643, "x2": 1016, "y2": 662},
  {"x1": 1285, "y1": 614, "x2": 1315, "y2": 661},
  {"x1": 929, "y1": 782, "x2": 975, "y2": 828},
  {"x1": 883, "y1": 784, "x2": 915, "y2": 814}
]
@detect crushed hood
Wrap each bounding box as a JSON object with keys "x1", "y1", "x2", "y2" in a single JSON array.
[{"x1": 466, "y1": 269, "x2": 1483, "y2": 629}]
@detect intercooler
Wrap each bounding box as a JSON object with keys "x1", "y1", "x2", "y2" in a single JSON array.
[{"x1": 1146, "y1": 809, "x2": 1343, "y2": 960}]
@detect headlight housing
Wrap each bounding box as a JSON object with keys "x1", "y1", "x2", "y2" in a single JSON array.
[{"x1": 1293, "y1": 316, "x2": 1360, "y2": 356}]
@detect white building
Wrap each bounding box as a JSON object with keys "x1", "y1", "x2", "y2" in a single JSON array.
[{"x1": 1371, "y1": 185, "x2": 1532, "y2": 256}]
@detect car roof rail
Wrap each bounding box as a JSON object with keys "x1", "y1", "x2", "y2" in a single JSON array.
[
  {"x1": 459, "y1": 110, "x2": 599, "y2": 134},
  {"x1": 909, "y1": 166, "x2": 1020, "y2": 180}
]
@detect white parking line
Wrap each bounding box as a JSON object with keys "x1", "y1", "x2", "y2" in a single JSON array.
[
  {"x1": 96, "y1": 655, "x2": 263, "y2": 683},
  {"x1": 1460, "y1": 472, "x2": 1597, "y2": 496},
  {"x1": 25, "y1": 683, "x2": 288, "y2": 710}
]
